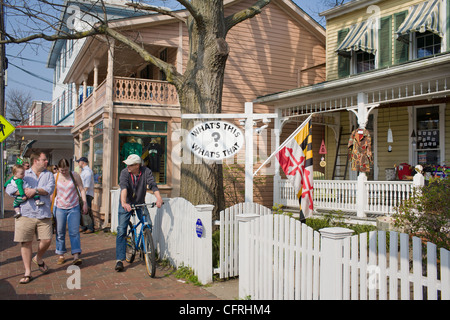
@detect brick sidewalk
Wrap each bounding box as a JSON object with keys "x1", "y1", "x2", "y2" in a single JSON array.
[{"x1": 0, "y1": 195, "x2": 219, "y2": 300}]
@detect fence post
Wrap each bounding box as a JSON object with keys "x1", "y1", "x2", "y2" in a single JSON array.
[
  {"x1": 319, "y1": 227, "x2": 354, "y2": 300},
  {"x1": 356, "y1": 172, "x2": 367, "y2": 217},
  {"x1": 194, "y1": 204, "x2": 214, "y2": 285},
  {"x1": 237, "y1": 213, "x2": 259, "y2": 299}
]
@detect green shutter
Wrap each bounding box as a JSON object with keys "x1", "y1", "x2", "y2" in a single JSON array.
[
  {"x1": 337, "y1": 28, "x2": 350, "y2": 78},
  {"x1": 447, "y1": 0, "x2": 450, "y2": 52},
  {"x1": 394, "y1": 11, "x2": 409, "y2": 64},
  {"x1": 379, "y1": 16, "x2": 392, "y2": 68}
]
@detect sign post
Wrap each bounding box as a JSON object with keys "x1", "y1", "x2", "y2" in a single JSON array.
[{"x1": 0, "y1": 115, "x2": 15, "y2": 219}]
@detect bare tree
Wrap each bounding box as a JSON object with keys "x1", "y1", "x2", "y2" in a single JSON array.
[
  {"x1": 1, "y1": 0, "x2": 272, "y2": 216},
  {"x1": 6, "y1": 88, "x2": 32, "y2": 124}
]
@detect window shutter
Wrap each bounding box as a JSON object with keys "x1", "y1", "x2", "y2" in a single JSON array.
[
  {"x1": 337, "y1": 28, "x2": 350, "y2": 78},
  {"x1": 394, "y1": 11, "x2": 409, "y2": 64},
  {"x1": 447, "y1": 0, "x2": 450, "y2": 51},
  {"x1": 379, "y1": 16, "x2": 392, "y2": 68}
]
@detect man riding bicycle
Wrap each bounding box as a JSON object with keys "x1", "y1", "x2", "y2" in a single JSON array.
[{"x1": 115, "y1": 154, "x2": 163, "y2": 272}]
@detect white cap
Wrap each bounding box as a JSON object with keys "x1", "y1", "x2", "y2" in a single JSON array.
[{"x1": 123, "y1": 154, "x2": 142, "y2": 166}]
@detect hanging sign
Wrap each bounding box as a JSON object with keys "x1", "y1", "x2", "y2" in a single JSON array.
[
  {"x1": 0, "y1": 115, "x2": 16, "y2": 143},
  {"x1": 187, "y1": 121, "x2": 244, "y2": 160}
]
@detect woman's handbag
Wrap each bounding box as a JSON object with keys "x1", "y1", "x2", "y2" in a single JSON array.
[
  {"x1": 51, "y1": 172, "x2": 59, "y2": 233},
  {"x1": 69, "y1": 171, "x2": 85, "y2": 213}
]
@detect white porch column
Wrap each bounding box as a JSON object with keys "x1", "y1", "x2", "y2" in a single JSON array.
[
  {"x1": 102, "y1": 40, "x2": 115, "y2": 228},
  {"x1": 273, "y1": 109, "x2": 282, "y2": 205},
  {"x1": 93, "y1": 59, "x2": 99, "y2": 90},
  {"x1": 245, "y1": 102, "x2": 254, "y2": 203},
  {"x1": 353, "y1": 92, "x2": 377, "y2": 218},
  {"x1": 319, "y1": 227, "x2": 354, "y2": 299}
]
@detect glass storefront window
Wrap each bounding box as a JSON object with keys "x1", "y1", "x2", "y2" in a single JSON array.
[
  {"x1": 93, "y1": 122, "x2": 103, "y2": 184},
  {"x1": 119, "y1": 134, "x2": 167, "y2": 184},
  {"x1": 119, "y1": 120, "x2": 167, "y2": 133}
]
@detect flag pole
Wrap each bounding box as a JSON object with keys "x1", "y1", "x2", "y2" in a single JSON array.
[{"x1": 253, "y1": 114, "x2": 313, "y2": 177}]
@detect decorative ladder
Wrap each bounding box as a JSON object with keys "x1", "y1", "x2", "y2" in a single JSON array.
[{"x1": 332, "y1": 126, "x2": 353, "y2": 180}]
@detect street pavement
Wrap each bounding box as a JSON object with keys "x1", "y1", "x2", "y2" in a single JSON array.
[{"x1": 0, "y1": 195, "x2": 229, "y2": 300}]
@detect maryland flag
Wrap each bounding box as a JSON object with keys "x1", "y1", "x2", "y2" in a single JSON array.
[{"x1": 276, "y1": 119, "x2": 314, "y2": 220}]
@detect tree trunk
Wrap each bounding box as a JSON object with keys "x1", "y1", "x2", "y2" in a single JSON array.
[{"x1": 177, "y1": 0, "x2": 229, "y2": 218}]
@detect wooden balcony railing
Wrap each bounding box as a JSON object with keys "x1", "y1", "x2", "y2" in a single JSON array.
[
  {"x1": 74, "y1": 77, "x2": 180, "y2": 126},
  {"x1": 114, "y1": 77, "x2": 179, "y2": 106}
]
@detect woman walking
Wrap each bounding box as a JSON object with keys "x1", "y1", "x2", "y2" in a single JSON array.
[{"x1": 52, "y1": 159, "x2": 88, "y2": 265}]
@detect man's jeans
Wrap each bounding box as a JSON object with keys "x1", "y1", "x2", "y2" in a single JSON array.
[
  {"x1": 55, "y1": 205, "x2": 82, "y2": 255},
  {"x1": 116, "y1": 202, "x2": 144, "y2": 261}
]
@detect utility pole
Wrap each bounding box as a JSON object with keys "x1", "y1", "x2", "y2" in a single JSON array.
[{"x1": 0, "y1": 0, "x2": 5, "y2": 219}]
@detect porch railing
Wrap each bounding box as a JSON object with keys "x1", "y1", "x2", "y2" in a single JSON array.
[
  {"x1": 114, "y1": 77, "x2": 179, "y2": 106},
  {"x1": 278, "y1": 179, "x2": 416, "y2": 216}
]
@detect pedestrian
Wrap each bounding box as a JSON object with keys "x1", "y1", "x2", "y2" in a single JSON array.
[
  {"x1": 76, "y1": 157, "x2": 95, "y2": 234},
  {"x1": 5, "y1": 150, "x2": 55, "y2": 284},
  {"x1": 52, "y1": 158, "x2": 88, "y2": 266},
  {"x1": 115, "y1": 154, "x2": 163, "y2": 272},
  {"x1": 4, "y1": 164, "x2": 44, "y2": 218}
]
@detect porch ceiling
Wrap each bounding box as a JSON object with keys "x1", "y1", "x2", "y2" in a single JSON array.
[
  {"x1": 254, "y1": 53, "x2": 450, "y2": 117},
  {"x1": 64, "y1": 36, "x2": 161, "y2": 86}
]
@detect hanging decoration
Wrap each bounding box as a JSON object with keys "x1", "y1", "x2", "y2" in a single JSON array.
[
  {"x1": 387, "y1": 106, "x2": 393, "y2": 152},
  {"x1": 319, "y1": 137, "x2": 327, "y2": 167}
]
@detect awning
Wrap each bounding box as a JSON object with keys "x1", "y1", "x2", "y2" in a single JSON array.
[
  {"x1": 336, "y1": 20, "x2": 376, "y2": 56},
  {"x1": 395, "y1": 0, "x2": 442, "y2": 40}
]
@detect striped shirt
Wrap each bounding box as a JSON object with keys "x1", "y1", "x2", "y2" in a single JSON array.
[{"x1": 55, "y1": 174, "x2": 79, "y2": 209}]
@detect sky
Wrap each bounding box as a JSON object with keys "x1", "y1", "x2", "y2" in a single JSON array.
[{"x1": 4, "y1": 0, "x2": 341, "y2": 107}]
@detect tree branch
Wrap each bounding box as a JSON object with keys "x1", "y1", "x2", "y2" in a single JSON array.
[
  {"x1": 0, "y1": 26, "x2": 105, "y2": 44},
  {"x1": 225, "y1": 0, "x2": 271, "y2": 32},
  {"x1": 103, "y1": 27, "x2": 182, "y2": 87}
]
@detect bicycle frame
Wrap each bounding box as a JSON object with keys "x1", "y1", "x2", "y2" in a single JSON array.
[{"x1": 129, "y1": 205, "x2": 152, "y2": 252}]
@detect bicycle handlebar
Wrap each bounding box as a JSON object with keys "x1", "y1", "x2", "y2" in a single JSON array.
[{"x1": 131, "y1": 202, "x2": 164, "y2": 210}]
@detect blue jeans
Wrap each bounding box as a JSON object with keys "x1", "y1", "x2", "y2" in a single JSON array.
[
  {"x1": 116, "y1": 203, "x2": 149, "y2": 261},
  {"x1": 55, "y1": 205, "x2": 82, "y2": 255}
]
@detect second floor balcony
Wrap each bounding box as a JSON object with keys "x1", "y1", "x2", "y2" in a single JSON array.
[{"x1": 74, "y1": 77, "x2": 180, "y2": 126}]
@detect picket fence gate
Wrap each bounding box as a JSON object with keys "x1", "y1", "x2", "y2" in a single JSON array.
[
  {"x1": 239, "y1": 214, "x2": 450, "y2": 300},
  {"x1": 110, "y1": 190, "x2": 213, "y2": 284},
  {"x1": 215, "y1": 202, "x2": 272, "y2": 279}
]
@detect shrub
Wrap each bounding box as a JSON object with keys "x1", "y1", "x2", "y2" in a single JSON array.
[{"x1": 392, "y1": 177, "x2": 450, "y2": 250}]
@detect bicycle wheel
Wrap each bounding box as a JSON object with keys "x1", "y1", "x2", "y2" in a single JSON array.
[
  {"x1": 125, "y1": 224, "x2": 136, "y2": 263},
  {"x1": 143, "y1": 228, "x2": 156, "y2": 278}
]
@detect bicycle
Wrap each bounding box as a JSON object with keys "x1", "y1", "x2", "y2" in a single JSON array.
[{"x1": 125, "y1": 202, "x2": 159, "y2": 278}]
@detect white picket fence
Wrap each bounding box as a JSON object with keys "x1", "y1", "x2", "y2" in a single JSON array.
[
  {"x1": 278, "y1": 179, "x2": 415, "y2": 215},
  {"x1": 110, "y1": 190, "x2": 213, "y2": 284},
  {"x1": 215, "y1": 202, "x2": 272, "y2": 279},
  {"x1": 239, "y1": 214, "x2": 450, "y2": 300}
]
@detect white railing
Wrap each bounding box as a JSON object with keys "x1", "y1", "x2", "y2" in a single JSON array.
[
  {"x1": 110, "y1": 190, "x2": 213, "y2": 284},
  {"x1": 278, "y1": 179, "x2": 415, "y2": 215},
  {"x1": 239, "y1": 213, "x2": 450, "y2": 300}
]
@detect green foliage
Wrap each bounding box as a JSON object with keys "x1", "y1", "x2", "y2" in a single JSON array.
[
  {"x1": 174, "y1": 265, "x2": 203, "y2": 286},
  {"x1": 392, "y1": 177, "x2": 450, "y2": 250}
]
